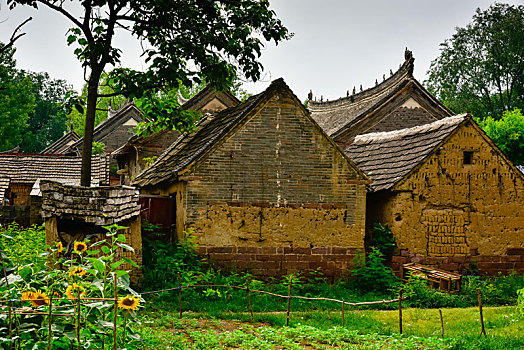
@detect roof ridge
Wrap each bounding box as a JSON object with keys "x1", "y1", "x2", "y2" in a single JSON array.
[
  {"x1": 308, "y1": 52, "x2": 414, "y2": 107},
  {"x1": 353, "y1": 114, "x2": 467, "y2": 144}
]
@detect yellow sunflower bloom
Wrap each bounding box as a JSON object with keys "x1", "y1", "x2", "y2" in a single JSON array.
[
  {"x1": 56, "y1": 241, "x2": 63, "y2": 253},
  {"x1": 65, "y1": 283, "x2": 86, "y2": 300},
  {"x1": 68, "y1": 267, "x2": 87, "y2": 277},
  {"x1": 21, "y1": 291, "x2": 34, "y2": 302},
  {"x1": 31, "y1": 290, "x2": 50, "y2": 307},
  {"x1": 118, "y1": 295, "x2": 140, "y2": 310},
  {"x1": 73, "y1": 241, "x2": 88, "y2": 253}
]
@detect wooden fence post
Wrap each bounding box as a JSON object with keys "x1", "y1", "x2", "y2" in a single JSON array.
[
  {"x1": 342, "y1": 299, "x2": 345, "y2": 327},
  {"x1": 476, "y1": 288, "x2": 486, "y2": 337},
  {"x1": 286, "y1": 276, "x2": 293, "y2": 327},
  {"x1": 178, "y1": 272, "x2": 183, "y2": 318},
  {"x1": 113, "y1": 273, "x2": 118, "y2": 350},
  {"x1": 398, "y1": 288, "x2": 403, "y2": 335},
  {"x1": 439, "y1": 309, "x2": 444, "y2": 338},
  {"x1": 246, "y1": 281, "x2": 254, "y2": 321}
]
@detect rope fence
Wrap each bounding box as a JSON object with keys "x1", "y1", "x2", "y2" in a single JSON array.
[{"x1": 0, "y1": 272, "x2": 492, "y2": 347}]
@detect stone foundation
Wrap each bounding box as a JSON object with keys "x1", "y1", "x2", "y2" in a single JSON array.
[
  {"x1": 391, "y1": 248, "x2": 524, "y2": 276},
  {"x1": 199, "y1": 246, "x2": 358, "y2": 279}
]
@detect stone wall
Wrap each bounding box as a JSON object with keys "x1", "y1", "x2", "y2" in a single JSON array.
[
  {"x1": 41, "y1": 181, "x2": 143, "y2": 283},
  {"x1": 0, "y1": 205, "x2": 30, "y2": 226},
  {"x1": 367, "y1": 122, "x2": 524, "y2": 275},
  {"x1": 183, "y1": 90, "x2": 367, "y2": 278}
]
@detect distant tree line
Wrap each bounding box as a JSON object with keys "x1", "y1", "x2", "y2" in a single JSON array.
[
  {"x1": 426, "y1": 3, "x2": 524, "y2": 164},
  {"x1": 0, "y1": 44, "x2": 71, "y2": 153}
]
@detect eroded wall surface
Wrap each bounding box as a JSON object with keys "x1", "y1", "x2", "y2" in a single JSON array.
[
  {"x1": 184, "y1": 91, "x2": 367, "y2": 278},
  {"x1": 368, "y1": 122, "x2": 524, "y2": 274}
]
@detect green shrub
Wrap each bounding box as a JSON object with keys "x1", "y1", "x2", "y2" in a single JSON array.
[
  {"x1": 351, "y1": 248, "x2": 399, "y2": 293},
  {"x1": 141, "y1": 231, "x2": 201, "y2": 291},
  {"x1": 0, "y1": 223, "x2": 46, "y2": 270},
  {"x1": 368, "y1": 223, "x2": 396, "y2": 260}
]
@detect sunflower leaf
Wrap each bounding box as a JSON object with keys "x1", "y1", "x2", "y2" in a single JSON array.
[
  {"x1": 87, "y1": 258, "x2": 106, "y2": 275},
  {"x1": 116, "y1": 243, "x2": 134, "y2": 252}
]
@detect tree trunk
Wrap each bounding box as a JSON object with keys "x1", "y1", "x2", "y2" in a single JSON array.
[{"x1": 81, "y1": 70, "x2": 102, "y2": 187}]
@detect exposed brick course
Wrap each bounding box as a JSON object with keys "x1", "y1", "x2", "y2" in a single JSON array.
[{"x1": 201, "y1": 245, "x2": 357, "y2": 279}]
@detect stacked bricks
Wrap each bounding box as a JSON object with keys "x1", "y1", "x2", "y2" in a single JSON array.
[
  {"x1": 199, "y1": 246, "x2": 358, "y2": 279},
  {"x1": 391, "y1": 248, "x2": 524, "y2": 276}
]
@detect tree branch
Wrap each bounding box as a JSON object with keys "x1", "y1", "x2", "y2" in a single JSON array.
[
  {"x1": 36, "y1": 0, "x2": 84, "y2": 31},
  {"x1": 0, "y1": 17, "x2": 32, "y2": 55}
]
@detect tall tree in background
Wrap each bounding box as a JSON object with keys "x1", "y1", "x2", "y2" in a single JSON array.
[
  {"x1": 0, "y1": 44, "x2": 34, "y2": 151},
  {"x1": 19, "y1": 72, "x2": 71, "y2": 153},
  {"x1": 9, "y1": 0, "x2": 290, "y2": 186},
  {"x1": 426, "y1": 3, "x2": 524, "y2": 119}
]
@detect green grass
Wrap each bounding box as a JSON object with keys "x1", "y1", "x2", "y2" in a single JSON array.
[{"x1": 136, "y1": 305, "x2": 524, "y2": 349}]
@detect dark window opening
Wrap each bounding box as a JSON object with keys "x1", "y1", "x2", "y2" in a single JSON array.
[{"x1": 463, "y1": 151, "x2": 474, "y2": 165}]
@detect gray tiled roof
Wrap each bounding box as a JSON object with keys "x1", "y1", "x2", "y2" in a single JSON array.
[
  {"x1": 0, "y1": 154, "x2": 109, "y2": 185},
  {"x1": 308, "y1": 53, "x2": 452, "y2": 140},
  {"x1": 345, "y1": 114, "x2": 467, "y2": 191},
  {"x1": 41, "y1": 130, "x2": 80, "y2": 154},
  {"x1": 132, "y1": 86, "x2": 266, "y2": 187},
  {"x1": 65, "y1": 101, "x2": 143, "y2": 154}
]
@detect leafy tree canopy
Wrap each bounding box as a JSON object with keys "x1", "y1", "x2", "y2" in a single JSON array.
[
  {"x1": 0, "y1": 44, "x2": 34, "y2": 152},
  {"x1": 19, "y1": 71, "x2": 72, "y2": 153},
  {"x1": 477, "y1": 108, "x2": 524, "y2": 165},
  {"x1": 8, "y1": 0, "x2": 290, "y2": 186},
  {"x1": 426, "y1": 3, "x2": 524, "y2": 119}
]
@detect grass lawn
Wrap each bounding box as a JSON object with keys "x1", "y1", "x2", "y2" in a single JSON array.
[{"x1": 135, "y1": 305, "x2": 524, "y2": 349}]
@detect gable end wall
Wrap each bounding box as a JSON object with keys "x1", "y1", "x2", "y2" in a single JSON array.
[
  {"x1": 368, "y1": 122, "x2": 524, "y2": 275},
  {"x1": 184, "y1": 91, "x2": 367, "y2": 278}
]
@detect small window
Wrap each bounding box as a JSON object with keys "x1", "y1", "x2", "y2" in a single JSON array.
[{"x1": 463, "y1": 151, "x2": 474, "y2": 165}]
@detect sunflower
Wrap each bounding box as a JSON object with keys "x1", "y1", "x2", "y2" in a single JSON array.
[
  {"x1": 31, "y1": 290, "x2": 50, "y2": 307},
  {"x1": 65, "y1": 283, "x2": 86, "y2": 300},
  {"x1": 73, "y1": 241, "x2": 88, "y2": 253},
  {"x1": 68, "y1": 267, "x2": 87, "y2": 277},
  {"x1": 21, "y1": 291, "x2": 35, "y2": 302},
  {"x1": 118, "y1": 295, "x2": 140, "y2": 310},
  {"x1": 56, "y1": 241, "x2": 63, "y2": 253}
]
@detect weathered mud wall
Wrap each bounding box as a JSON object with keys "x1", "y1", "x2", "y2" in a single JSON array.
[
  {"x1": 368, "y1": 122, "x2": 524, "y2": 275},
  {"x1": 184, "y1": 91, "x2": 367, "y2": 278}
]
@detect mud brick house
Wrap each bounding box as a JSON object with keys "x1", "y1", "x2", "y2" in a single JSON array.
[
  {"x1": 131, "y1": 78, "x2": 370, "y2": 278},
  {"x1": 345, "y1": 115, "x2": 524, "y2": 275},
  {"x1": 308, "y1": 49, "x2": 453, "y2": 144},
  {"x1": 113, "y1": 86, "x2": 240, "y2": 186},
  {"x1": 44, "y1": 100, "x2": 144, "y2": 156},
  {"x1": 0, "y1": 152, "x2": 109, "y2": 225}
]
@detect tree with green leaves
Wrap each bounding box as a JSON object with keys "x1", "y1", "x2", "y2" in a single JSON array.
[
  {"x1": 9, "y1": 0, "x2": 290, "y2": 186},
  {"x1": 19, "y1": 72, "x2": 72, "y2": 153},
  {"x1": 0, "y1": 44, "x2": 34, "y2": 152},
  {"x1": 477, "y1": 108, "x2": 524, "y2": 165},
  {"x1": 426, "y1": 3, "x2": 524, "y2": 119}
]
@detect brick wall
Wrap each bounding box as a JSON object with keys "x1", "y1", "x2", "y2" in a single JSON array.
[
  {"x1": 365, "y1": 106, "x2": 436, "y2": 134},
  {"x1": 183, "y1": 90, "x2": 367, "y2": 277},
  {"x1": 199, "y1": 246, "x2": 358, "y2": 279},
  {"x1": 367, "y1": 122, "x2": 524, "y2": 274},
  {"x1": 391, "y1": 248, "x2": 524, "y2": 276}
]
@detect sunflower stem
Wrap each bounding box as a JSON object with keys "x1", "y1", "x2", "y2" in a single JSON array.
[{"x1": 47, "y1": 292, "x2": 53, "y2": 350}]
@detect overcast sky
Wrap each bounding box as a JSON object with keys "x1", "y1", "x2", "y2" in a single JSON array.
[{"x1": 0, "y1": 0, "x2": 521, "y2": 101}]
